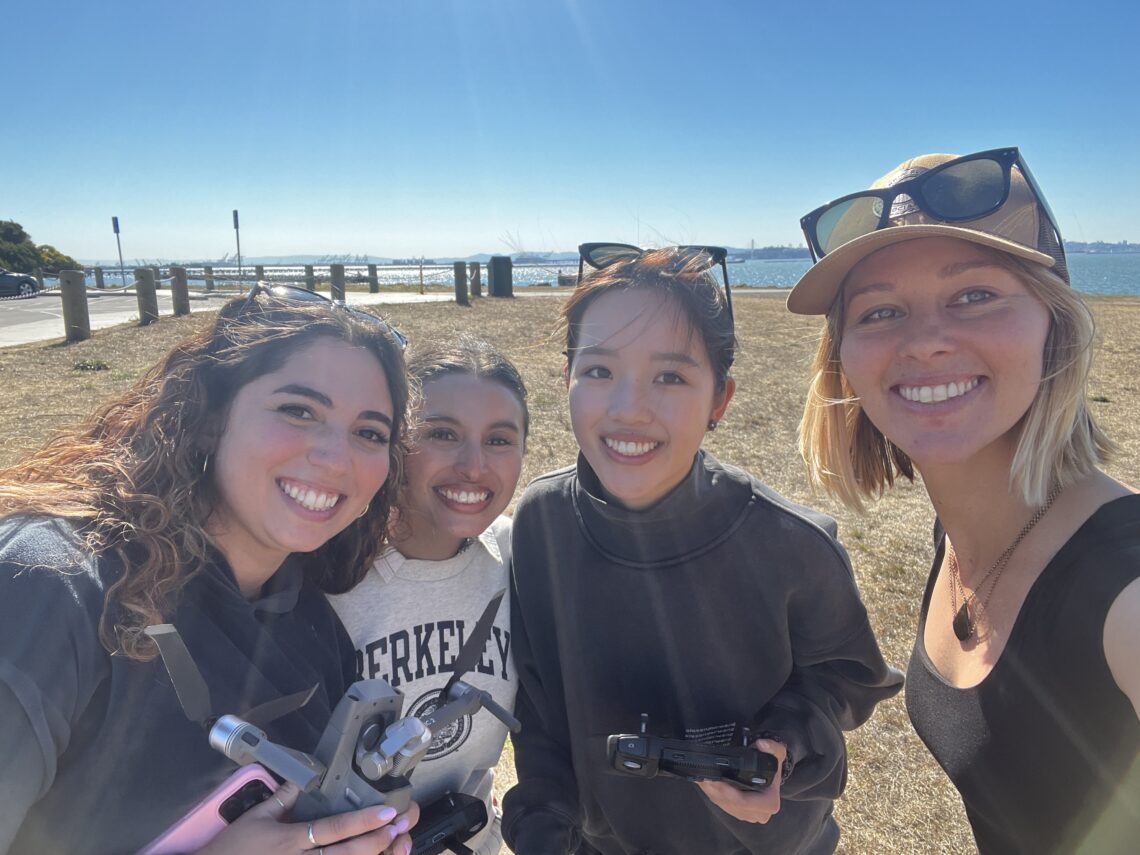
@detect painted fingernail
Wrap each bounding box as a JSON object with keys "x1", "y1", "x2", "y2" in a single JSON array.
[
  {"x1": 393, "y1": 817, "x2": 410, "y2": 834},
  {"x1": 377, "y1": 805, "x2": 398, "y2": 822}
]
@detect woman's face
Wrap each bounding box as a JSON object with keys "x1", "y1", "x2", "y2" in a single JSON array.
[
  {"x1": 398, "y1": 373, "x2": 526, "y2": 560},
  {"x1": 209, "y1": 337, "x2": 394, "y2": 593},
  {"x1": 567, "y1": 288, "x2": 733, "y2": 510},
  {"x1": 838, "y1": 237, "x2": 1051, "y2": 472}
]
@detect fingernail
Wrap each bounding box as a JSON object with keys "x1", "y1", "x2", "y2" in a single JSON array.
[
  {"x1": 393, "y1": 817, "x2": 410, "y2": 834},
  {"x1": 377, "y1": 805, "x2": 398, "y2": 822}
]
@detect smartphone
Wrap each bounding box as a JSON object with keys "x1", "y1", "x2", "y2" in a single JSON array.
[{"x1": 138, "y1": 765, "x2": 279, "y2": 854}]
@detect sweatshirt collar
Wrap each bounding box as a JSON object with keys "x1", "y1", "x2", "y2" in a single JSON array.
[{"x1": 572, "y1": 450, "x2": 754, "y2": 567}]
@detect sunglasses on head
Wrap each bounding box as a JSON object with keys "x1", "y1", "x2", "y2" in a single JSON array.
[
  {"x1": 799, "y1": 147, "x2": 1064, "y2": 264},
  {"x1": 240, "y1": 282, "x2": 408, "y2": 349},
  {"x1": 577, "y1": 242, "x2": 734, "y2": 325}
]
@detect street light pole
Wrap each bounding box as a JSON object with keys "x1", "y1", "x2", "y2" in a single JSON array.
[
  {"x1": 233, "y1": 209, "x2": 243, "y2": 278},
  {"x1": 112, "y1": 216, "x2": 126, "y2": 286}
]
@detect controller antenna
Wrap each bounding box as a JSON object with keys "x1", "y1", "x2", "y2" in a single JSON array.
[{"x1": 639, "y1": 713, "x2": 648, "y2": 735}]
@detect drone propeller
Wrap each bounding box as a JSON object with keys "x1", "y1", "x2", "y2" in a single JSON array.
[
  {"x1": 146, "y1": 624, "x2": 316, "y2": 729},
  {"x1": 442, "y1": 588, "x2": 505, "y2": 697}
]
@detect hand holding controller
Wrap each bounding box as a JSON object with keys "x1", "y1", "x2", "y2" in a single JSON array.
[{"x1": 606, "y1": 713, "x2": 779, "y2": 791}]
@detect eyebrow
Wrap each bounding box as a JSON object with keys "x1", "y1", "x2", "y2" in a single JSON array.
[
  {"x1": 273, "y1": 384, "x2": 393, "y2": 426},
  {"x1": 575, "y1": 345, "x2": 701, "y2": 366},
  {"x1": 423, "y1": 414, "x2": 521, "y2": 433},
  {"x1": 845, "y1": 258, "x2": 1005, "y2": 301}
]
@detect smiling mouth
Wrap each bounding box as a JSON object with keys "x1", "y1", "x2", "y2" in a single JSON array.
[
  {"x1": 436, "y1": 487, "x2": 491, "y2": 505},
  {"x1": 278, "y1": 479, "x2": 343, "y2": 512},
  {"x1": 896, "y1": 377, "x2": 980, "y2": 404},
  {"x1": 604, "y1": 437, "x2": 661, "y2": 457}
]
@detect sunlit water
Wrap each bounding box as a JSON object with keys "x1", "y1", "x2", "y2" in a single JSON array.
[{"x1": 89, "y1": 253, "x2": 1139, "y2": 296}]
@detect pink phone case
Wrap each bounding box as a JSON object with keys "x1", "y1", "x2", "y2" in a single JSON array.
[{"x1": 137, "y1": 764, "x2": 279, "y2": 854}]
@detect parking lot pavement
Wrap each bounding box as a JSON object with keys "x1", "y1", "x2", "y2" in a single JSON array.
[{"x1": 0, "y1": 289, "x2": 455, "y2": 348}]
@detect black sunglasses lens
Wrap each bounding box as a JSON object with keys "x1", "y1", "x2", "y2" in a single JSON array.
[
  {"x1": 921, "y1": 157, "x2": 1007, "y2": 220},
  {"x1": 584, "y1": 244, "x2": 642, "y2": 268},
  {"x1": 816, "y1": 196, "x2": 885, "y2": 256}
]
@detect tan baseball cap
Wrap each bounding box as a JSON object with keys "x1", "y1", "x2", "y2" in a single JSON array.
[{"x1": 787, "y1": 150, "x2": 1068, "y2": 315}]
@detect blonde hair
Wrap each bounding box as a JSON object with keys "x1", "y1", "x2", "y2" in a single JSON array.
[{"x1": 800, "y1": 250, "x2": 1114, "y2": 510}]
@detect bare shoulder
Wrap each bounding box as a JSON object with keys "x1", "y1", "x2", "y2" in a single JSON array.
[{"x1": 1104, "y1": 577, "x2": 1140, "y2": 720}]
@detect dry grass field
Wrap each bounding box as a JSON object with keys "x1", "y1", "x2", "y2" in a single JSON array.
[{"x1": 2, "y1": 290, "x2": 1137, "y2": 854}]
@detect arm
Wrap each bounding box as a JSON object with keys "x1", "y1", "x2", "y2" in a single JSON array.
[
  {"x1": 0, "y1": 521, "x2": 107, "y2": 850},
  {"x1": 0, "y1": 683, "x2": 52, "y2": 852},
  {"x1": 500, "y1": 577, "x2": 581, "y2": 855},
  {"x1": 748, "y1": 526, "x2": 902, "y2": 802},
  {"x1": 1103, "y1": 576, "x2": 1140, "y2": 721}
]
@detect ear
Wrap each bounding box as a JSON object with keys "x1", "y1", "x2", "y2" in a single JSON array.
[{"x1": 709, "y1": 376, "x2": 736, "y2": 424}]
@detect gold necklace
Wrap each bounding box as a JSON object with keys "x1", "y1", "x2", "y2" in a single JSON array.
[{"x1": 947, "y1": 483, "x2": 1062, "y2": 642}]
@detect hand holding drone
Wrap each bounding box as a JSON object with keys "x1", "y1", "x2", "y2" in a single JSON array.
[{"x1": 143, "y1": 590, "x2": 517, "y2": 852}]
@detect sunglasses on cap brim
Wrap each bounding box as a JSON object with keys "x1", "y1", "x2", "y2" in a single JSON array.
[
  {"x1": 240, "y1": 282, "x2": 408, "y2": 349},
  {"x1": 799, "y1": 147, "x2": 1064, "y2": 266},
  {"x1": 576, "y1": 242, "x2": 734, "y2": 326}
]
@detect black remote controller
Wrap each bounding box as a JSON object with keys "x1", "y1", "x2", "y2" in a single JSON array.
[
  {"x1": 411, "y1": 791, "x2": 488, "y2": 855},
  {"x1": 606, "y1": 714, "x2": 779, "y2": 791}
]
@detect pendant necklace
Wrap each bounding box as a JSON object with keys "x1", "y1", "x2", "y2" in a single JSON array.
[{"x1": 947, "y1": 483, "x2": 1062, "y2": 642}]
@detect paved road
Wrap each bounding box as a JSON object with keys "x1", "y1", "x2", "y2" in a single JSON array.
[{"x1": 0, "y1": 289, "x2": 455, "y2": 348}]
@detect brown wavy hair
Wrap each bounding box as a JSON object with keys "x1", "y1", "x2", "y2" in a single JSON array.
[{"x1": 0, "y1": 293, "x2": 410, "y2": 660}]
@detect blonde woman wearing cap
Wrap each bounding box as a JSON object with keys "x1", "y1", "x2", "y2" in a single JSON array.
[{"x1": 793, "y1": 148, "x2": 1140, "y2": 853}]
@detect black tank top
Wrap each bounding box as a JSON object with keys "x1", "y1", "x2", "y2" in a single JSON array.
[{"x1": 906, "y1": 494, "x2": 1140, "y2": 854}]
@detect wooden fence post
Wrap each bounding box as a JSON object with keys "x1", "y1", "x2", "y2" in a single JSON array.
[
  {"x1": 368, "y1": 263, "x2": 379, "y2": 294},
  {"x1": 453, "y1": 261, "x2": 469, "y2": 306},
  {"x1": 171, "y1": 266, "x2": 190, "y2": 316},
  {"x1": 203, "y1": 265, "x2": 215, "y2": 292},
  {"x1": 134, "y1": 268, "x2": 159, "y2": 325},
  {"x1": 34, "y1": 269, "x2": 44, "y2": 290},
  {"x1": 330, "y1": 264, "x2": 346, "y2": 302},
  {"x1": 305, "y1": 265, "x2": 316, "y2": 291},
  {"x1": 469, "y1": 262, "x2": 481, "y2": 297},
  {"x1": 59, "y1": 270, "x2": 91, "y2": 342},
  {"x1": 151, "y1": 266, "x2": 161, "y2": 289},
  {"x1": 94, "y1": 267, "x2": 105, "y2": 289}
]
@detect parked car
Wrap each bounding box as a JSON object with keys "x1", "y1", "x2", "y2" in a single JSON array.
[{"x1": 0, "y1": 269, "x2": 40, "y2": 297}]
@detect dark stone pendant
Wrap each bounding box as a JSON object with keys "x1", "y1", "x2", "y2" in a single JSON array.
[{"x1": 953, "y1": 602, "x2": 973, "y2": 641}]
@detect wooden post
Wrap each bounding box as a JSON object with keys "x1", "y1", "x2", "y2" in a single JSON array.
[
  {"x1": 170, "y1": 266, "x2": 191, "y2": 316},
  {"x1": 34, "y1": 269, "x2": 44, "y2": 290},
  {"x1": 94, "y1": 267, "x2": 105, "y2": 289},
  {"x1": 330, "y1": 264, "x2": 346, "y2": 302},
  {"x1": 304, "y1": 265, "x2": 316, "y2": 291},
  {"x1": 151, "y1": 266, "x2": 161, "y2": 289},
  {"x1": 469, "y1": 262, "x2": 481, "y2": 298},
  {"x1": 59, "y1": 270, "x2": 91, "y2": 342},
  {"x1": 255, "y1": 264, "x2": 265, "y2": 281},
  {"x1": 367, "y1": 263, "x2": 379, "y2": 294},
  {"x1": 419, "y1": 263, "x2": 424, "y2": 295},
  {"x1": 203, "y1": 265, "x2": 215, "y2": 292},
  {"x1": 453, "y1": 261, "x2": 469, "y2": 306},
  {"x1": 134, "y1": 268, "x2": 159, "y2": 325},
  {"x1": 488, "y1": 256, "x2": 513, "y2": 297}
]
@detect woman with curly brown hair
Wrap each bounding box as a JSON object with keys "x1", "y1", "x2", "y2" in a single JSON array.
[{"x1": 0, "y1": 286, "x2": 417, "y2": 855}]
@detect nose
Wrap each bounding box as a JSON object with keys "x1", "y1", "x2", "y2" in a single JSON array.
[
  {"x1": 897, "y1": 310, "x2": 956, "y2": 362},
  {"x1": 307, "y1": 427, "x2": 351, "y2": 475},
  {"x1": 455, "y1": 440, "x2": 487, "y2": 480},
  {"x1": 606, "y1": 376, "x2": 653, "y2": 425}
]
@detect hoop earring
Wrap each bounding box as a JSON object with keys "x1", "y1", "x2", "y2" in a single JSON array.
[
  {"x1": 356, "y1": 503, "x2": 370, "y2": 519},
  {"x1": 707, "y1": 420, "x2": 718, "y2": 431}
]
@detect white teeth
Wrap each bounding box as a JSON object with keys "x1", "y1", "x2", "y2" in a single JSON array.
[
  {"x1": 280, "y1": 481, "x2": 341, "y2": 511},
  {"x1": 898, "y1": 378, "x2": 979, "y2": 403},
  {"x1": 440, "y1": 488, "x2": 489, "y2": 505},
  {"x1": 604, "y1": 437, "x2": 660, "y2": 456}
]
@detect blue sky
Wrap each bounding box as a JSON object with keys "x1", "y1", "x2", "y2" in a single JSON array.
[{"x1": 7, "y1": 0, "x2": 1138, "y2": 261}]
